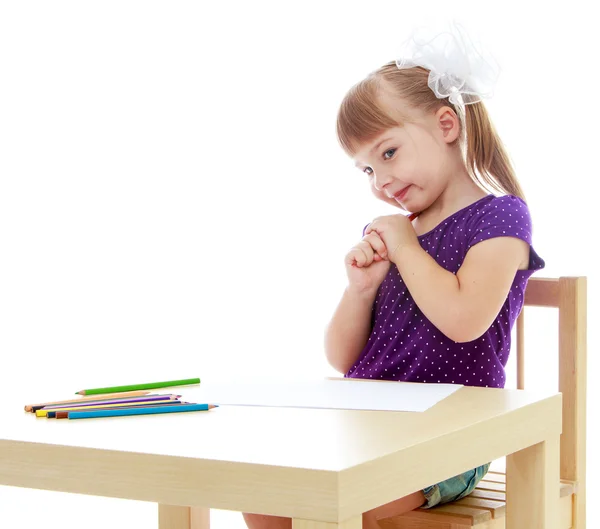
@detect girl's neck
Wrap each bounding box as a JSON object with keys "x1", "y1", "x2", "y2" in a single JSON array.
[{"x1": 413, "y1": 174, "x2": 489, "y2": 236}]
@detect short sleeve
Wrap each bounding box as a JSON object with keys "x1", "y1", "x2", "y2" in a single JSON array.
[{"x1": 467, "y1": 195, "x2": 545, "y2": 272}]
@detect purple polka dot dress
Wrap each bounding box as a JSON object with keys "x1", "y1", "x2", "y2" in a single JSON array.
[{"x1": 346, "y1": 194, "x2": 545, "y2": 388}]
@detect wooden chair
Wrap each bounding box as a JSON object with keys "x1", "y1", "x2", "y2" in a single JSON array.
[{"x1": 380, "y1": 276, "x2": 587, "y2": 529}]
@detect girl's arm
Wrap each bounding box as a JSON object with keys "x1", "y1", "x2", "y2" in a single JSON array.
[
  {"x1": 324, "y1": 286, "x2": 377, "y2": 374},
  {"x1": 395, "y1": 236, "x2": 529, "y2": 343}
]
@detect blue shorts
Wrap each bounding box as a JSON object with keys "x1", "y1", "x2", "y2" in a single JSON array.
[{"x1": 421, "y1": 462, "x2": 491, "y2": 509}]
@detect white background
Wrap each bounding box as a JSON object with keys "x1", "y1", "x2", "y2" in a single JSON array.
[{"x1": 0, "y1": 1, "x2": 597, "y2": 527}]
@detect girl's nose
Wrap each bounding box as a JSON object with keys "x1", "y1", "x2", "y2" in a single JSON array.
[{"x1": 373, "y1": 172, "x2": 394, "y2": 191}]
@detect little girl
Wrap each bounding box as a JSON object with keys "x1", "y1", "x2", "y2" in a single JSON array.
[{"x1": 243, "y1": 22, "x2": 544, "y2": 529}]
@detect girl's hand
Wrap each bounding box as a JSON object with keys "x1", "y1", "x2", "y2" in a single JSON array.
[
  {"x1": 364, "y1": 214, "x2": 420, "y2": 264},
  {"x1": 344, "y1": 232, "x2": 391, "y2": 294}
]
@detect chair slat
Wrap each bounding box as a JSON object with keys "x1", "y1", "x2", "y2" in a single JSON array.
[
  {"x1": 474, "y1": 480, "x2": 505, "y2": 493},
  {"x1": 454, "y1": 497, "x2": 505, "y2": 518},
  {"x1": 468, "y1": 489, "x2": 505, "y2": 502},
  {"x1": 524, "y1": 277, "x2": 559, "y2": 307},
  {"x1": 516, "y1": 310, "x2": 525, "y2": 389},
  {"x1": 408, "y1": 505, "x2": 491, "y2": 525},
  {"x1": 482, "y1": 472, "x2": 505, "y2": 484}
]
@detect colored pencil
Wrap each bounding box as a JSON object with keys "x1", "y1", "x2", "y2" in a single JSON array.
[
  {"x1": 25, "y1": 390, "x2": 152, "y2": 412},
  {"x1": 68, "y1": 403, "x2": 217, "y2": 419},
  {"x1": 408, "y1": 211, "x2": 420, "y2": 221},
  {"x1": 40, "y1": 394, "x2": 180, "y2": 410},
  {"x1": 75, "y1": 377, "x2": 201, "y2": 396},
  {"x1": 37, "y1": 398, "x2": 179, "y2": 418},
  {"x1": 54, "y1": 401, "x2": 191, "y2": 419}
]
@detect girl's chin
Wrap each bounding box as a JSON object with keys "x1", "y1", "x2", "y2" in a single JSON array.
[
  {"x1": 387, "y1": 196, "x2": 410, "y2": 212},
  {"x1": 387, "y1": 199, "x2": 407, "y2": 211}
]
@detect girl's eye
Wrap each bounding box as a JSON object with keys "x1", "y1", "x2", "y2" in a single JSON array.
[
  {"x1": 362, "y1": 148, "x2": 396, "y2": 175},
  {"x1": 383, "y1": 148, "x2": 396, "y2": 159}
]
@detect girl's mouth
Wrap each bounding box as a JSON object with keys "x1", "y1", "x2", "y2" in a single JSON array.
[{"x1": 394, "y1": 185, "x2": 411, "y2": 201}]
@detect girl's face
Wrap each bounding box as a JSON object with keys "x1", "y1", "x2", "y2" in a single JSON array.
[{"x1": 352, "y1": 107, "x2": 462, "y2": 214}]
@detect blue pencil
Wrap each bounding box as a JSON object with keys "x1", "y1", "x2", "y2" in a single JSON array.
[{"x1": 67, "y1": 403, "x2": 218, "y2": 420}]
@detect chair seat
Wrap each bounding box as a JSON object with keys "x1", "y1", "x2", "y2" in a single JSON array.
[{"x1": 380, "y1": 471, "x2": 575, "y2": 529}]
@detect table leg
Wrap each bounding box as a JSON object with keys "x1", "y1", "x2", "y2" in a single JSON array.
[
  {"x1": 190, "y1": 507, "x2": 210, "y2": 529},
  {"x1": 292, "y1": 516, "x2": 361, "y2": 529},
  {"x1": 158, "y1": 505, "x2": 210, "y2": 529},
  {"x1": 506, "y1": 436, "x2": 560, "y2": 529}
]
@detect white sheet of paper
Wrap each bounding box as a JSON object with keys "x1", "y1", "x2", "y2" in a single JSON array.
[{"x1": 192, "y1": 377, "x2": 463, "y2": 412}]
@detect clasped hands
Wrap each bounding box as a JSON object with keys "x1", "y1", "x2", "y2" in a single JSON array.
[{"x1": 364, "y1": 214, "x2": 420, "y2": 264}]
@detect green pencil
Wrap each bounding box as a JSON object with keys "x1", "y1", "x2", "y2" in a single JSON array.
[{"x1": 75, "y1": 378, "x2": 201, "y2": 395}]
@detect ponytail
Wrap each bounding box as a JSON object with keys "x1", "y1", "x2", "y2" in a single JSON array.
[{"x1": 464, "y1": 101, "x2": 525, "y2": 201}]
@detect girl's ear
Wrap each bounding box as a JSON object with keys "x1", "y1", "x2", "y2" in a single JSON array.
[{"x1": 436, "y1": 106, "x2": 461, "y2": 143}]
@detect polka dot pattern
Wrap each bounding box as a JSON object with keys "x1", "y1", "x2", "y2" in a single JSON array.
[{"x1": 346, "y1": 194, "x2": 545, "y2": 388}]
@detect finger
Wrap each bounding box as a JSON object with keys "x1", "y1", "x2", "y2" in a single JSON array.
[
  {"x1": 363, "y1": 233, "x2": 387, "y2": 259},
  {"x1": 346, "y1": 248, "x2": 366, "y2": 268},
  {"x1": 356, "y1": 241, "x2": 376, "y2": 265},
  {"x1": 364, "y1": 222, "x2": 381, "y2": 236}
]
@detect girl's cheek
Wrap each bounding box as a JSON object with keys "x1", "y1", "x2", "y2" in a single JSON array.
[{"x1": 371, "y1": 187, "x2": 387, "y2": 202}]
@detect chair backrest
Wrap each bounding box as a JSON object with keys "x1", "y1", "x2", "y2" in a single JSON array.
[{"x1": 516, "y1": 276, "x2": 586, "y2": 526}]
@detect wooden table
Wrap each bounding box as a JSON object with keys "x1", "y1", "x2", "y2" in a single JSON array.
[{"x1": 0, "y1": 384, "x2": 562, "y2": 529}]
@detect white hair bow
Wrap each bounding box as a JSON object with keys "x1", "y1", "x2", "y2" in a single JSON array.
[{"x1": 395, "y1": 20, "x2": 501, "y2": 108}]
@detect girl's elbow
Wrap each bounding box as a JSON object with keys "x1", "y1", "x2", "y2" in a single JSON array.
[
  {"x1": 326, "y1": 354, "x2": 352, "y2": 375},
  {"x1": 441, "y1": 317, "x2": 489, "y2": 343},
  {"x1": 324, "y1": 339, "x2": 353, "y2": 374},
  {"x1": 447, "y1": 329, "x2": 485, "y2": 343}
]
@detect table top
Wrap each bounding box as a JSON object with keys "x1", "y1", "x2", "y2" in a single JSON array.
[
  {"x1": 3, "y1": 382, "x2": 559, "y2": 471},
  {"x1": 0, "y1": 382, "x2": 562, "y2": 521}
]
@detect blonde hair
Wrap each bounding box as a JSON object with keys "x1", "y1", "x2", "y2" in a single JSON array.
[{"x1": 336, "y1": 61, "x2": 525, "y2": 200}]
